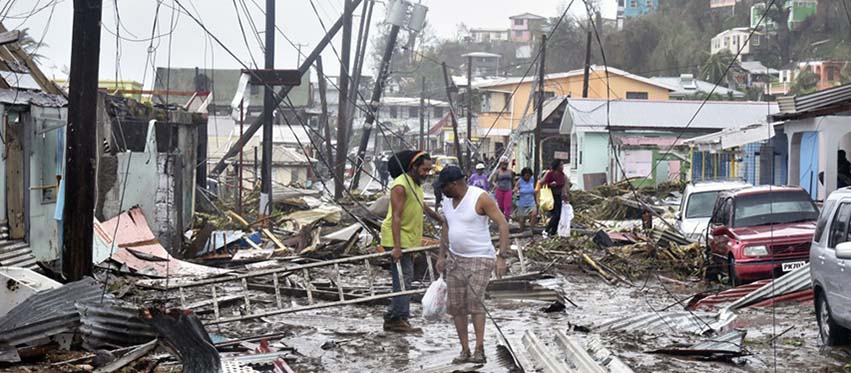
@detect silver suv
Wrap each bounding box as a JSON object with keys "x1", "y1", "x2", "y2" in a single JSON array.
[
  {"x1": 810, "y1": 187, "x2": 851, "y2": 345},
  {"x1": 677, "y1": 180, "x2": 751, "y2": 242}
]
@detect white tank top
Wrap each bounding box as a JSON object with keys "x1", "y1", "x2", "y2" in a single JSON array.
[{"x1": 442, "y1": 187, "x2": 496, "y2": 258}]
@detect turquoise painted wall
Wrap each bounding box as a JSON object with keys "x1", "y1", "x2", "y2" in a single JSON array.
[{"x1": 579, "y1": 132, "x2": 610, "y2": 187}]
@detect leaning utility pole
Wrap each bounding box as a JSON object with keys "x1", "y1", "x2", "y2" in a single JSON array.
[
  {"x1": 63, "y1": 0, "x2": 103, "y2": 280},
  {"x1": 442, "y1": 62, "x2": 465, "y2": 171},
  {"x1": 466, "y1": 55, "x2": 473, "y2": 172},
  {"x1": 350, "y1": 24, "x2": 400, "y2": 189},
  {"x1": 419, "y1": 76, "x2": 425, "y2": 149},
  {"x1": 335, "y1": 0, "x2": 353, "y2": 199},
  {"x1": 316, "y1": 57, "x2": 333, "y2": 176},
  {"x1": 260, "y1": 0, "x2": 275, "y2": 220},
  {"x1": 351, "y1": 0, "x2": 427, "y2": 188},
  {"x1": 533, "y1": 35, "x2": 546, "y2": 179}
]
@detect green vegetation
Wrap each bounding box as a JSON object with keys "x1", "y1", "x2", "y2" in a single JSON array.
[{"x1": 376, "y1": 1, "x2": 851, "y2": 97}]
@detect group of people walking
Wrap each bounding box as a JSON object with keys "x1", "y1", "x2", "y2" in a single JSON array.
[{"x1": 468, "y1": 157, "x2": 571, "y2": 237}]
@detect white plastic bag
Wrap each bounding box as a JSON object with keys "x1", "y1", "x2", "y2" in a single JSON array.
[
  {"x1": 422, "y1": 277, "x2": 447, "y2": 320},
  {"x1": 557, "y1": 202, "x2": 574, "y2": 238}
]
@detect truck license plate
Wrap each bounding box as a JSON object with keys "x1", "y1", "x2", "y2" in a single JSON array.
[{"x1": 782, "y1": 261, "x2": 806, "y2": 272}]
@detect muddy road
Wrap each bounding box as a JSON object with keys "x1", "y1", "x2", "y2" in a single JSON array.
[{"x1": 206, "y1": 265, "x2": 851, "y2": 372}]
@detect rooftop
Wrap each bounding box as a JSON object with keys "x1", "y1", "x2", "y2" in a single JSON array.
[
  {"x1": 475, "y1": 65, "x2": 677, "y2": 91},
  {"x1": 726, "y1": 185, "x2": 806, "y2": 197},
  {"x1": 560, "y1": 98, "x2": 778, "y2": 134},
  {"x1": 509, "y1": 12, "x2": 546, "y2": 20},
  {"x1": 461, "y1": 52, "x2": 502, "y2": 59},
  {"x1": 739, "y1": 61, "x2": 780, "y2": 75},
  {"x1": 650, "y1": 75, "x2": 745, "y2": 98},
  {"x1": 0, "y1": 24, "x2": 66, "y2": 107}
]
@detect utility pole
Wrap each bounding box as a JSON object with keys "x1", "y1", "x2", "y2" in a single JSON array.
[
  {"x1": 295, "y1": 43, "x2": 308, "y2": 65},
  {"x1": 210, "y1": 0, "x2": 365, "y2": 178},
  {"x1": 316, "y1": 57, "x2": 333, "y2": 176},
  {"x1": 350, "y1": 0, "x2": 427, "y2": 187},
  {"x1": 260, "y1": 0, "x2": 275, "y2": 221},
  {"x1": 351, "y1": 24, "x2": 401, "y2": 189},
  {"x1": 238, "y1": 99, "x2": 245, "y2": 215},
  {"x1": 346, "y1": 0, "x2": 374, "y2": 135},
  {"x1": 466, "y1": 55, "x2": 473, "y2": 172},
  {"x1": 442, "y1": 62, "x2": 465, "y2": 171},
  {"x1": 419, "y1": 76, "x2": 425, "y2": 149},
  {"x1": 534, "y1": 35, "x2": 546, "y2": 179},
  {"x1": 582, "y1": 29, "x2": 592, "y2": 98},
  {"x1": 335, "y1": 0, "x2": 353, "y2": 199},
  {"x1": 63, "y1": 0, "x2": 102, "y2": 280}
]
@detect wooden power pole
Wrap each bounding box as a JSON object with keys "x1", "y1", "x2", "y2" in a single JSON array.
[
  {"x1": 533, "y1": 35, "x2": 546, "y2": 179},
  {"x1": 442, "y1": 62, "x2": 465, "y2": 171},
  {"x1": 582, "y1": 29, "x2": 592, "y2": 98},
  {"x1": 316, "y1": 56, "x2": 333, "y2": 176},
  {"x1": 260, "y1": 0, "x2": 275, "y2": 221},
  {"x1": 335, "y1": 0, "x2": 353, "y2": 199},
  {"x1": 63, "y1": 0, "x2": 102, "y2": 280}
]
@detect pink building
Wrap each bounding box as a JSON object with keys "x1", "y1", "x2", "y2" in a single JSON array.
[
  {"x1": 799, "y1": 60, "x2": 849, "y2": 91},
  {"x1": 509, "y1": 13, "x2": 547, "y2": 43}
]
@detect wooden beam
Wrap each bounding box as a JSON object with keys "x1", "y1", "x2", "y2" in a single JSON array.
[
  {"x1": 0, "y1": 23, "x2": 63, "y2": 96},
  {"x1": 0, "y1": 31, "x2": 21, "y2": 46}
]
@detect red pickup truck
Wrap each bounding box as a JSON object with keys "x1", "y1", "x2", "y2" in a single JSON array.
[{"x1": 706, "y1": 186, "x2": 819, "y2": 285}]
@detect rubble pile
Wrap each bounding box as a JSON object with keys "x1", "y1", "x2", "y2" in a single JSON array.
[{"x1": 1, "y1": 175, "x2": 835, "y2": 372}]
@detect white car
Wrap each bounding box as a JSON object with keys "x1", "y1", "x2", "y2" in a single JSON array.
[{"x1": 677, "y1": 180, "x2": 751, "y2": 242}]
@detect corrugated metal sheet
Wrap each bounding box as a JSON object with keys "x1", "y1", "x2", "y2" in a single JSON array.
[
  {"x1": 0, "y1": 240, "x2": 38, "y2": 270},
  {"x1": 650, "y1": 330, "x2": 747, "y2": 360},
  {"x1": 724, "y1": 263, "x2": 812, "y2": 311},
  {"x1": 0, "y1": 89, "x2": 66, "y2": 107},
  {"x1": 520, "y1": 330, "x2": 634, "y2": 373},
  {"x1": 689, "y1": 280, "x2": 770, "y2": 310},
  {"x1": 76, "y1": 302, "x2": 157, "y2": 351},
  {"x1": 775, "y1": 84, "x2": 851, "y2": 116},
  {"x1": 0, "y1": 278, "x2": 106, "y2": 354},
  {"x1": 597, "y1": 311, "x2": 717, "y2": 334},
  {"x1": 561, "y1": 99, "x2": 778, "y2": 135}
]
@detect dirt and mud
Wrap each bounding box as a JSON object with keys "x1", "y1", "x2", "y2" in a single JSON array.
[{"x1": 204, "y1": 263, "x2": 851, "y2": 372}]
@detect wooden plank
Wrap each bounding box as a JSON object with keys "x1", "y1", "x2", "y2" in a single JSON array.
[
  {"x1": 262, "y1": 228, "x2": 286, "y2": 250},
  {"x1": 0, "y1": 31, "x2": 21, "y2": 46},
  {"x1": 5, "y1": 120, "x2": 24, "y2": 239}
]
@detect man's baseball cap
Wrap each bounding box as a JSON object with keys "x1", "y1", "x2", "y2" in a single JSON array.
[
  {"x1": 475, "y1": 163, "x2": 485, "y2": 170},
  {"x1": 433, "y1": 166, "x2": 465, "y2": 190}
]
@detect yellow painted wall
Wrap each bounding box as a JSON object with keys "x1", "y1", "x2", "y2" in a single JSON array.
[{"x1": 477, "y1": 71, "x2": 670, "y2": 132}]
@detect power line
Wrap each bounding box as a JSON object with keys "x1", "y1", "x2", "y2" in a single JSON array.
[
  {"x1": 639, "y1": 0, "x2": 779, "y2": 184},
  {"x1": 169, "y1": 0, "x2": 384, "y2": 235}
]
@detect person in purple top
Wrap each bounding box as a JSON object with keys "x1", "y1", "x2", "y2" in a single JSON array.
[{"x1": 467, "y1": 163, "x2": 489, "y2": 190}]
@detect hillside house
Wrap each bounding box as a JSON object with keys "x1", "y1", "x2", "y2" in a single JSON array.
[
  {"x1": 797, "y1": 60, "x2": 848, "y2": 91},
  {"x1": 751, "y1": 0, "x2": 818, "y2": 31},
  {"x1": 462, "y1": 52, "x2": 502, "y2": 78},
  {"x1": 509, "y1": 13, "x2": 547, "y2": 43},
  {"x1": 622, "y1": 0, "x2": 660, "y2": 18},
  {"x1": 711, "y1": 27, "x2": 766, "y2": 61},
  {"x1": 467, "y1": 29, "x2": 510, "y2": 43}
]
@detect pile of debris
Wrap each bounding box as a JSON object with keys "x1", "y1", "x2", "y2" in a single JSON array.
[{"x1": 524, "y1": 225, "x2": 702, "y2": 283}]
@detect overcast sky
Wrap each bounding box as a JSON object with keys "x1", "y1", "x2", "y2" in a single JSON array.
[{"x1": 5, "y1": 0, "x2": 616, "y2": 88}]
